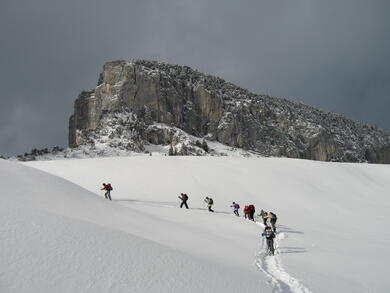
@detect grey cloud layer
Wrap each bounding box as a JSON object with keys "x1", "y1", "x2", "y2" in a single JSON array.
[{"x1": 0, "y1": 0, "x2": 389, "y2": 155}]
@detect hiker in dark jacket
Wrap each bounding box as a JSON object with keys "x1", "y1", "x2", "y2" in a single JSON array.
[
  {"x1": 262, "y1": 226, "x2": 276, "y2": 255},
  {"x1": 101, "y1": 183, "x2": 113, "y2": 200},
  {"x1": 178, "y1": 193, "x2": 189, "y2": 209},
  {"x1": 248, "y1": 204, "x2": 256, "y2": 221},
  {"x1": 269, "y1": 212, "x2": 278, "y2": 232}
]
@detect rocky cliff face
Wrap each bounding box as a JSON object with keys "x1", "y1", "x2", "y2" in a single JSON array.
[{"x1": 69, "y1": 60, "x2": 390, "y2": 163}]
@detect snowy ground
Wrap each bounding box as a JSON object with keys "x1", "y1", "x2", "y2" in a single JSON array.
[{"x1": 1, "y1": 157, "x2": 390, "y2": 292}]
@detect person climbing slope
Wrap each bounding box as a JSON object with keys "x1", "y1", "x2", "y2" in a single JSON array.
[
  {"x1": 248, "y1": 204, "x2": 256, "y2": 221},
  {"x1": 230, "y1": 202, "x2": 240, "y2": 216},
  {"x1": 101, "y1": 183, "x2": 113, "y2": 200},
  {"x1": 243, "y1": 205, "x2": 250, "y2": 219},
  {"x1": 262, "y1": 226, "x2": 276, "y2": 256},
  {"x1": 204, "y1": 196, "x2": 214, "y2": 212},
  {"x1": 260, "y1": 209, "x2": 268, "y2": 225},
  {"x1": 269, "y1": 212, "x2": 278, "y2": 232},
  {"x1": 178, "y1": 193, "x2": 189, "y2": 209}
]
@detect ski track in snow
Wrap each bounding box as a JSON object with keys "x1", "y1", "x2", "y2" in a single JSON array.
[
  {"x1": 255, "y1": 223, "x2": 312, "y2": 293},
  {"x1": 117, "y1": 199, "x2": 312, "y2": 293}
]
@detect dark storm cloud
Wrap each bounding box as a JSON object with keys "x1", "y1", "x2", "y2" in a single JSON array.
[{"x1": 1, "y1": 0, "x2": 389, "y2": 156}]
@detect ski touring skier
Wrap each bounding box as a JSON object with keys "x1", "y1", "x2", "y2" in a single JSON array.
[
  {"x1": 260, "y1": 209, "x2": 268, "y2": 225},
  {"x1": 204, "y1": 196, "x2": 214, "y2": 212},
  {"x1": 101, "y1": 183, "x2": 113, "y2": 200},
  {"x1": 248, "y1": 204, "x2": 256, "y2": 221},
  {"x1": 178, "y1": 193, "x2": 189, "y2": 209},
  {"x1": 230, "y1": 202, "x2": 240, "y2": 216},
  {"x1": 269, "y1": 212, "x2": 278, "y2": 232},
  {"x1": 262, "y1": 226, "x2": 276, "y2": 256}
]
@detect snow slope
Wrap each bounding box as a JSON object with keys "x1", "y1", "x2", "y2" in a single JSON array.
[
  {"x1": 0, "y1": 159, "x2": 264, "y2": 293},
  {"x1": 24, "y1": 156, "x2": 390, "y2": 293}
]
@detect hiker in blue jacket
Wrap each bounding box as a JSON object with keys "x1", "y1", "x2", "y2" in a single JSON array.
[{"x1": 262, "y1": 226, "x2": 276, "y2": 256}]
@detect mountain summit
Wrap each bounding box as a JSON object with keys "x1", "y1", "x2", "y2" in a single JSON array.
[{"x1": 69, "y1": 60, "x2": 390, "y2": 163}]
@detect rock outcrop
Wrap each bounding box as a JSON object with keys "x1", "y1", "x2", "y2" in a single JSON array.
[{"x1": 69, "y1": 60, "x2": 390, "y2": 163}]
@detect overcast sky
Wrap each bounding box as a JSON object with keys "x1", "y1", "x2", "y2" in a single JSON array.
[{"x1": 1, "y1": 0, "x2": 389, "y2": 156}]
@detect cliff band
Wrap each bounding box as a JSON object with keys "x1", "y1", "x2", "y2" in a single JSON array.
[{"x1": 69, "y1": 60, "x2": 390, "y2": 163}]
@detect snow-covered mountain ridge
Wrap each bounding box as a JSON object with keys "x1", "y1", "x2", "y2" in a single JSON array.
[
  {"x1": 67, "y1": 60, "x2": 390, "y2": 163},
  {"x1": 13, "y1": 113, "x2": 259, "y2": 161}
]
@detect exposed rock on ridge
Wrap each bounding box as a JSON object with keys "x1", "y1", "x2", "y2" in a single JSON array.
[{"x1": 69, "y1": 60, "x2": 390, "y2": 163}]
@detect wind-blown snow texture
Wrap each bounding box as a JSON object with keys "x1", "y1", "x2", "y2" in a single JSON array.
[
  {"x1": 67, "y1": 60, "x2": 390, "y2": 163},
  {"x1": 20, "y1": 156, "x2": 390, "y2": 293}
]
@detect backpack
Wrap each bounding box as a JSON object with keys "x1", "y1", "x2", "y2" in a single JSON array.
[
  {"x1": 235, "y1": 203, "x2": 240, "y2": 209},
  {"x1": 271, "y1": 213, "x2": 277, "y2": 220},
  {"x1": 108, "y1": 185, "x2": 113, "y2": 191},
  {"x1": 182, "y1": 194, "x2": 188, "y2": 200},
  {"x1": 209, "y1": 198, "x2": 213, "y2": 205}
]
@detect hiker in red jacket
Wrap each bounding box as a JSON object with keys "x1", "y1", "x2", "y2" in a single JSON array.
[
  {"x1": 101, "y1": 183, "x2": 113, "y2": 200},
  {"x1": 243, "y1": 205, "x2": 250, "y2": 219}
]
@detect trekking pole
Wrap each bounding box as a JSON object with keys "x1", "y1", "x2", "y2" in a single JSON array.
[{"x1": 202, "y1": 199, "x2": 207, "y2": 210}]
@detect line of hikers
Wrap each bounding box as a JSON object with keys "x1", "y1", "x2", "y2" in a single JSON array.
[
  {"x1": 178, "y1": 193, "x2": 215, "y2": 212},
  {"x1": 178, "y1": 193, "x2": 278, "y2": 255},
  {"x1": 100, "y1": 187, "x2": 278, "y2": 256},
  {"x1": 260, "y1": 209, "x2": 278, "y2": 255}
]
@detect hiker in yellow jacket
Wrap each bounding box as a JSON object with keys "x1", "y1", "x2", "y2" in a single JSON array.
[{"x1": 260, "y1": 209, "x2": 269, "y2": 225}]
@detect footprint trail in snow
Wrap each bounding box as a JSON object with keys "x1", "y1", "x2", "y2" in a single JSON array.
[
  {"x1": 118, "y1": 201, "x2": 312, "y2": 293},
  {"x1": 255, "y1": 226, "x2": 312, "y2": 293}
]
